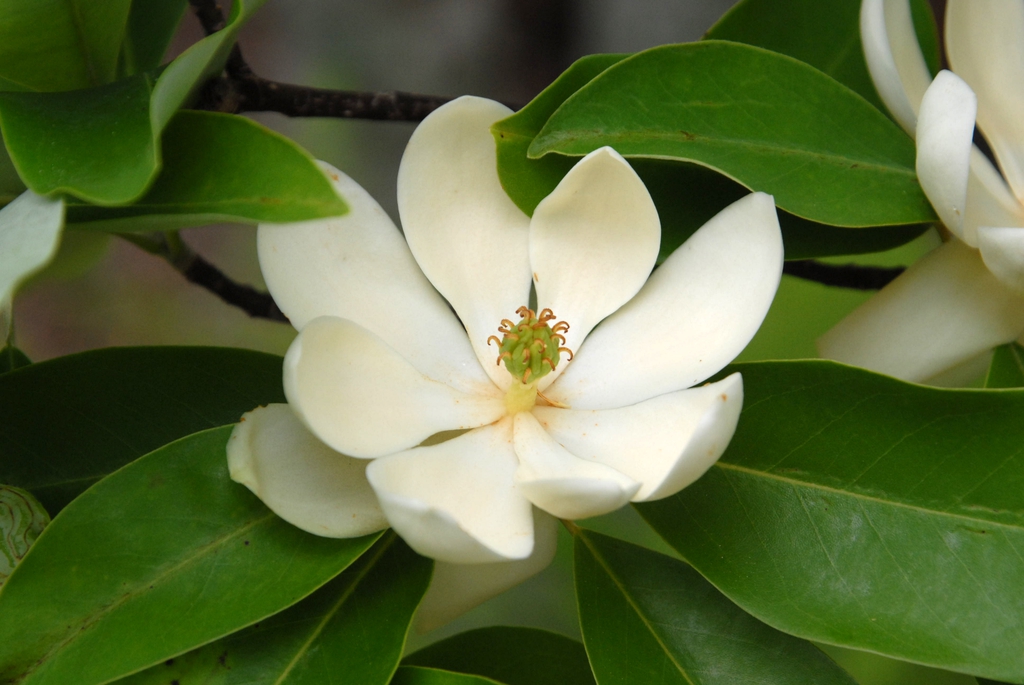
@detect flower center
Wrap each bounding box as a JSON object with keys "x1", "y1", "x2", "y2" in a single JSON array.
[{"x1": 488, "y1": 306, "x2": 573, "y2": 414}]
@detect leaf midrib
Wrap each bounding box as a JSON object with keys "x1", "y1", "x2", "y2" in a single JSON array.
[
  {"x1": 533, "y1": 131, "x2": 915, "y2": 177},
  {"x1": 10, "y1": 510, "x2": 276, "y2": 684},
  {"x1": 716, "y1": 461, "x2": 1024, "y2": 531},
  {"x1": 579, "y1": 533, "x2": 697, "y2": 685}
]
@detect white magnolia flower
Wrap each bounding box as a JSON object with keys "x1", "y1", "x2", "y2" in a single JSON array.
[
  {"x1": 820, "y1": 0, "x2": 1024, "y2": 384},
  {"x1": 227, "y1": 96, "x2": 783, "y2": 627}
]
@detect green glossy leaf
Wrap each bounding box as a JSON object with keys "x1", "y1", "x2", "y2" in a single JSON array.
[
  {"x1": 0, "y1": 0, "x2": 133, "y2": 91},
  {"x1": 404, "y1": 627, "x2": 595, "y2": 685},
  {"x1": 0, "y1": 190, "x2": 64, "y2": 304},
  {"x1": 0, "y1": 73, "x2": 158, "y2": 204},
  {"x1": 119, "y1": 0, "x2": 189, "y2": 75},
  {"x1": 0, "y1": 426, "x2": 379, "y2": 685},
  {"x1": 705, "y1": 0, "x2": 940, "y2": 111},
  {"x1": 985, "y1": 343, "x2": 1024, "y2": 389},
  {"x1": 0, "y1": 485, "x2": 48, "y2": 586},
  {"x1": 530, "y1": 41, "x2": 935, "y2": 228},
  {"x1": 0, "y1": 345, "x2": 30, "y2": 374},
  {"x1": 638, "y1": 360, "x2": 1024, "y2": 682},
  {"x1": 117, "y1": 532, "x2": 431, "y2": 685},
  {"x1": 66, "y1": 111, "x2": 349, "y2": 231},
  {"x1": 575, "y1": 529, "x2": 856, "y2": 685},
  {"x1": 392, "y1": 667, "x2": 502, "y2": 685},
  {"x1": 0, "y1": 137, "x2": 25, "y2": 206},
  {"x1": 0, "y1": 346, "x2": 285, "y2": 514},
  {"x1": 0, "y1": 0, "x2": 269, "y2": 205}
]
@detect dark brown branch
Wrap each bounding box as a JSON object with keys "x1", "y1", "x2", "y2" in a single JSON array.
[
  {"x1": 187, "y1": 0, "x2": 227, "y2": 35},
  {"x1": 783, "y1": 260, "x2": 905, "y2": 290},
  {"x1": 121, "y1": 233, "x2": 288, "y2": 323}
]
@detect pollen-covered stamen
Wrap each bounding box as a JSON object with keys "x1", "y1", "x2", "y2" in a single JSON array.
[{"x1": 490, "y1": 306, "x2": 573, "y2": 386}]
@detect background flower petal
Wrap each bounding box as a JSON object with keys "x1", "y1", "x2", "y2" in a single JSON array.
[
  {"x1": 818, "y1": 240, "x2": 1024, "y2": 382},
  {"x1": 366, "y1": 420, "x2": 534, "y2": 564},
  {"x1": 947, "y1": 0, "x2": 1024, "y2": 204},
  {"x1": 860, "y1": 0, "x2": 932, "y2": 135},
  {"x1": 414, "y1": 509, "x2": 558, "y2": 632},
  {"x1": 258, "y1": 162, "x2": 494, "y2": 395},
  {"x1": 546, "y1": 192, "x2": 782, "y2": 410},
  {"x1": 529, "y1": 147, "x2": 660, "y2": 390},
  {"x1": 227, "y1": 404, "x2": 388, "y2": 538},
  {"x1": 978, "y1": 226, "x2": 1024, "y2": 296},
  {"x1": 534, "y1": 373, "x2": 743, "y2": 502},
  {"x1": 512, "y1": 411, "x2": 639, "y2": 520},
  {"x1": 397, "y1": 96, "x2": 532, "y2": 390},
  {"x1": 916, "y1": 70, "x2": 976, "y2": 241},
  {"x1": 284, "y1": 317, "x2": 505, "y2": 459}
]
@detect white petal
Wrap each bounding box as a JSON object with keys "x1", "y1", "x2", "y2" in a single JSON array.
[
  {"x1": 365, "y1": 420, "x2": 534, "y2": 564},
  {"x1": 284, "y1": 317, "x2": 505, "y2": 459},
  {"x1": 0, "y1": 190, "x2": 64, "y2": 305},
  {"x1": 923, "y1": 349, "x2": 993, "y2": 387},
  {"x1": 818, "y1": 240, "x2": 1024, "y2": 382},
  {"x1": 530, "y1": 147, "x2": 660, "y2": 390},
  {"x1": 978, "y1": 226, "x2": 1024, "y2": 296},
  {"x1": 414, "y1": 509, "x2": 558, "y2": 632},
  {"x1": 535, "y1": 373, "x2": 743, "y2": 502},
  {"x1": 964, "y1": 148, "x2": 1024, "y2": 249},
  {"x1": 546, "y1": 192, "x2": 782, "y2": 410},
  {"x1": 227, "y1": 404, "x2": 388, "y2": 537},
  {"x1": 860, "y1": 0, "x2": 932, "y2": 135},
  {"x1": 916, "y1": 70, "x2": 977, "y2": 241},
  {"x1": 512, "y1": 411, "x2": 639, "y2": 520},
  {"x1": 258, "y1": 162, "x2": 493, "y2": 395},
  {"x1": 397, "y1": 96, "x2": 532, "y2": 390},
  {"x1": 946, "y1": 0, "x2": 1024, "y2": 203}
]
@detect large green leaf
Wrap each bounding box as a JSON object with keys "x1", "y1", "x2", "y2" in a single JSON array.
[
  {"x1": 392, "y1": 667, "x2": 502, "y2": 685},
  {"x1": 638, "y1": 360, "x2": 1024, "y2": 682},
  {"x1": 985, "y1": 343, "x2": 1024, "y2": 389},
  {"x1": 117, "y1": 532, "x2": 430, "y2": 685},
  {"x1": 0, "y1": 73, "x2": 158, "y2": 204},
  {"x1": 575, "y1": 529, "x2": 856, "y2": 685},
  {"x1": 0, "y1": 0, "x2": 270, "y2": 205},
  {"x1": 495, "y1": 52, "x2": 928, "y2": 259},
  {"x1": 704, "y1": 0, "x2": 940, "y2": 112},
  {"x1": 0, "y1": 426, "x2": 379, "y2": 685},
  {"x1": 530, "y1": 41, "x2": 935, "y2": 228},
  {"x1": 119, "y1": 0, "x2": 189, "y2": 75},
  {"x1": 0, "y1": 0, "x2": 133, "y2": 91},
  {"x1": 0, "y1": 346, "x2": 285, "y2": 514},
  {"x1": 404, "y1": 627, "x2": 596, "y2": 685},
  {"x1": 66, "y1": 111, "x2": 349, "y2": 231}
]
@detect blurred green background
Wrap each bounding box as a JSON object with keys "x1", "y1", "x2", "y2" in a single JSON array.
[{"x1": 11, "y1": 0, "x2": 975, "y2": 682}]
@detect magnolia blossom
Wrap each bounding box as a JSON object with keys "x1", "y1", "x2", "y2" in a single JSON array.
[
  {"x1": 227, "y1": 96, "x2": 783, "y2": 627},
  {"x1": 820, "y1": 0, "x2": 1024, "y2": 384}
]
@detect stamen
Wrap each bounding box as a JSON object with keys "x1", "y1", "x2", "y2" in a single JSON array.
[
  {"x1": 558, "y1": 347, "x2": 574, "y2": 360},
  {"x1": 552, "y1": 321, "x2": 569, "y2": 334},
  {"x1": 538, "y1": 308, "x2": 556, "y2": 323},
  {"x1": 487, "y1": 335, "x2": 501, "y2": 347},
  {"x1": 523, "y1": 368, "x2": 532, "y2": 382},
  {"x1": 552, "y1": 333, "x2": 566, "y2": 344},
  {"x1": 537, "y1": 388, "x2": 569, "y2": 409}
]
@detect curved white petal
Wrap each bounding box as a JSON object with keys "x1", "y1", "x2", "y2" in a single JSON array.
[
  {"x1": 284, "y1": 317, "x2": 505, "y2": 459},
  {"x1": 415, "y1": 509, "x2": 558, "y2": 632},
  {"x1": 365, "y1": 420, "x2": 533, "y2": 564},
  {"x1": 860, "y1": 0, "x2": 932, "y2": 135},
  {"x1": 0, "y1": 190, "x2": 64, "y2": 305},
  {"x1": 946, "y1": 0, "x2": 1024, "y2": 203},
  {"x1": 512, "y1": 411, "x2": 639, "y2": 520},
  {"x1": 535, "y1": 373, "x2": 743, "y2": 502},
  {"x1": 530, "y1": 147, "x2": 660, "y2": 390},
  {"x1": 818, "y1": 240, "x2": 1024, "y2": 382},
  {"x1": 258, "y1": 162, "x2": 493, "y2": 395},
  {"x1": 398, "y1": 96, "x2": 532, "y2": 390},
  {"x1": 923, "y1": 349, "x2": 993, "y2": 387},
  {"x1": 964, "y1": 149, "x2": 1024, "y2": 248},
  {"x1": 979, "y1": 226, "x2": 1024, "y2": 296},
  {"x1": 916, "y1": 70, "x2": 977, "y2": 241},
  {"x1": 227, "y1": 404, "x2": 388, "y2": 537},
  {"x1": 547, "y1": 192, "x2": 782, "y2": 410}
]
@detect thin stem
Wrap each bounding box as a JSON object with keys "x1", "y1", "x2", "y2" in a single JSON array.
[{"x1": 118, "y1": 232, "x2": 288, "y2": 323}]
